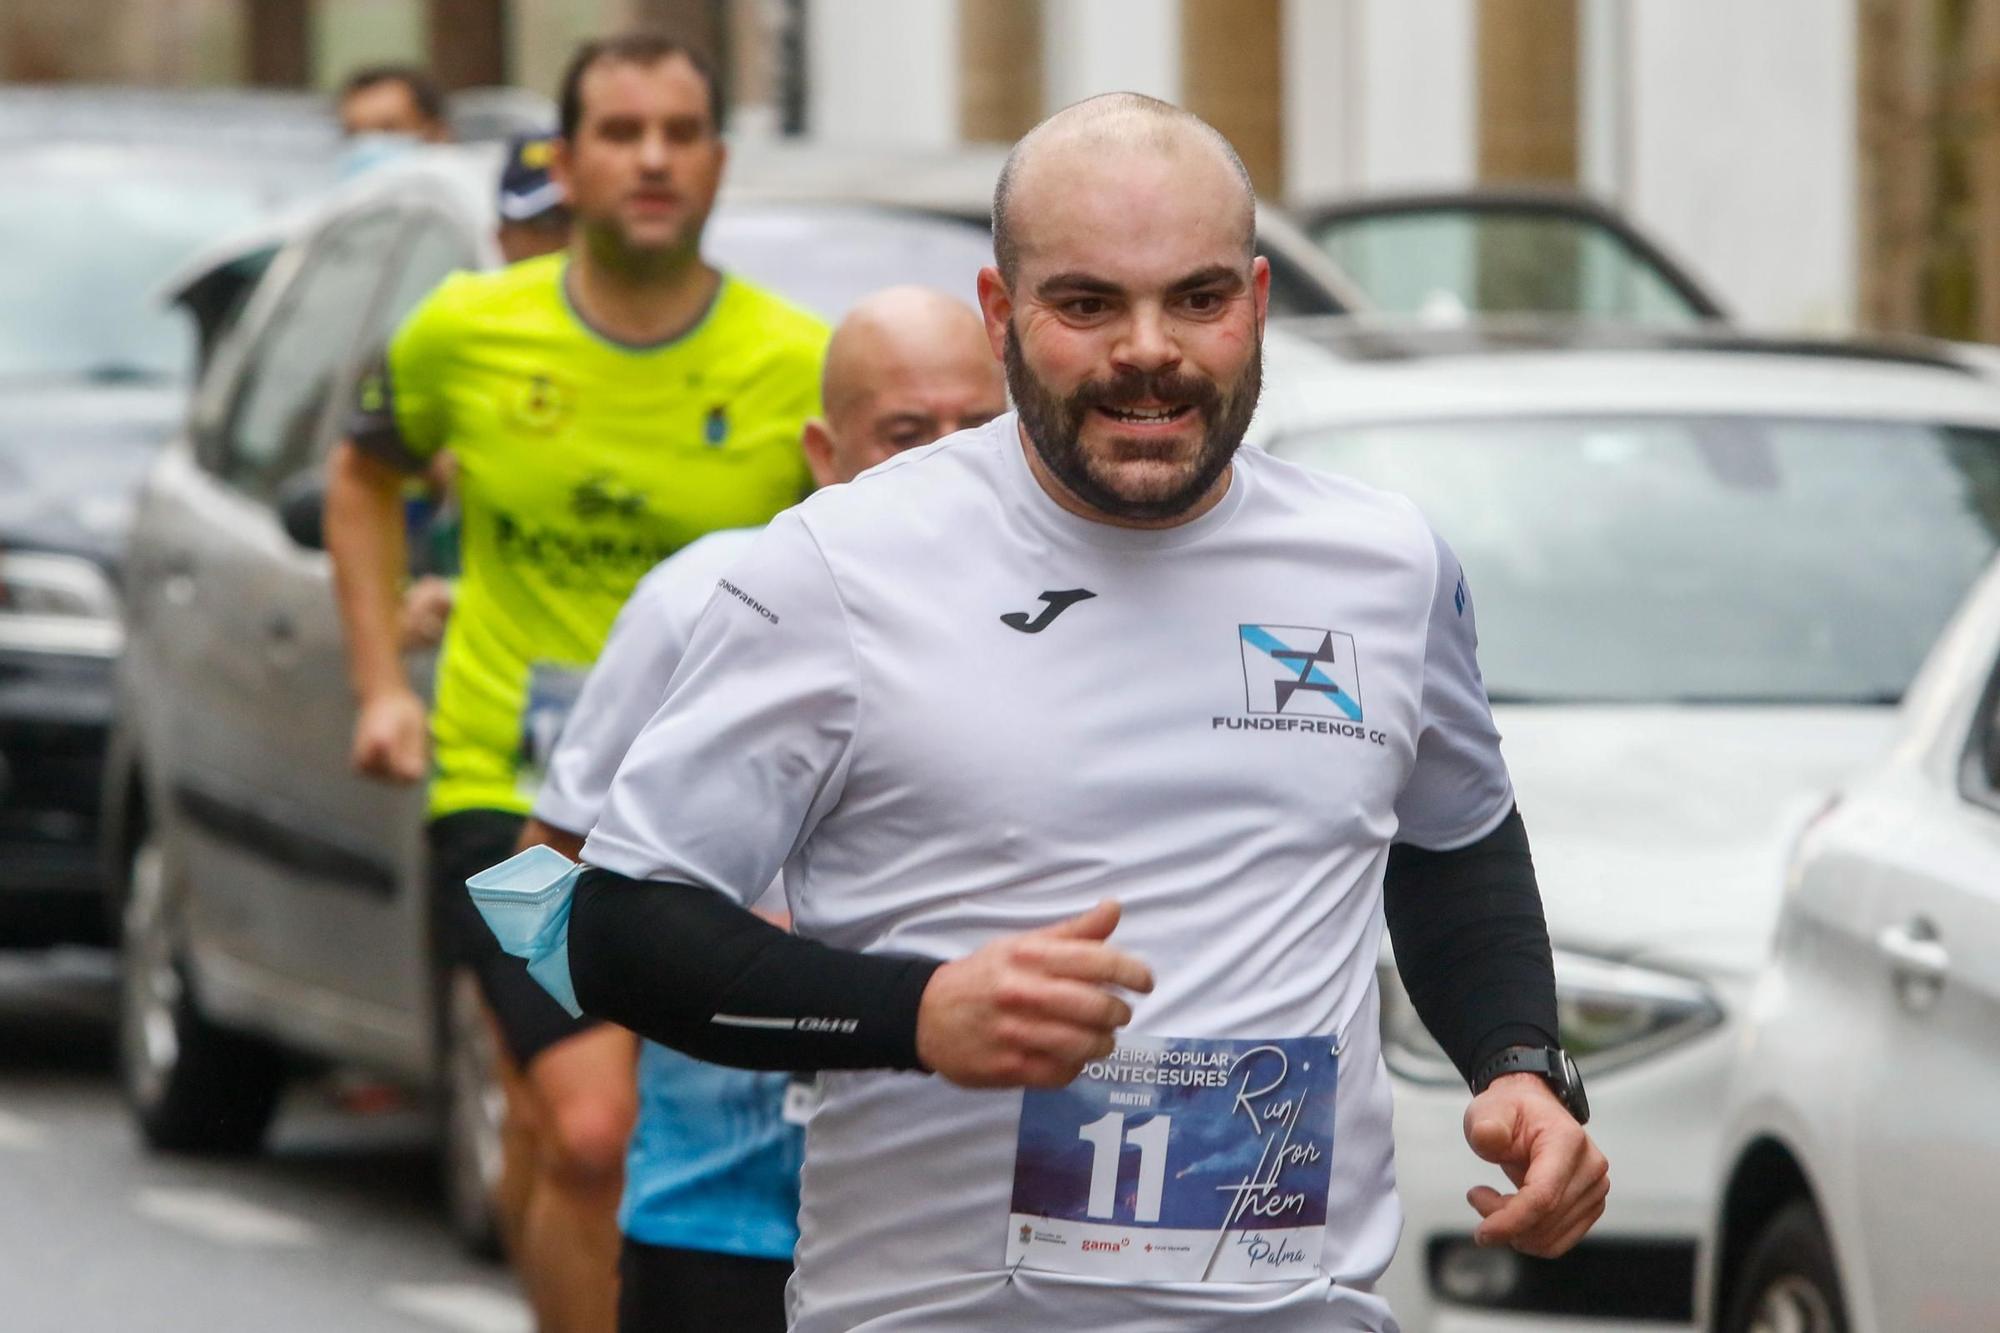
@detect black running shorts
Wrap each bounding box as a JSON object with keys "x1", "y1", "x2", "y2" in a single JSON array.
[{"x1": 618, "y1": 1238, "x2": 791, "y2": 1333}]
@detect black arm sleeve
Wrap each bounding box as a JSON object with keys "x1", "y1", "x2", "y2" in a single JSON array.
[
  {"x1": 568, "y1": 866, "x2": 941, "y2": 1072},
  {"x1": 1382, "y1": 806, "x2": 1558, "y2": 1088}
]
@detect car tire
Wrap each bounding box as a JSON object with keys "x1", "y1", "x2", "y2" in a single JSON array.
[
  {"x1": 438, "y1": 964, "x2": 506, "y2": 1259},
  {"x1": 1722, "y1": 1199, "x2": 1850, "y2": 1333},
  {"x1": 118, "y1": 830, "x2": 286, "y2": 1155}
]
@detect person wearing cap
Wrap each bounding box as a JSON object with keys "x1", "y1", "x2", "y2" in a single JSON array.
[{"x1": 498, "y1": 133, "x2": 573, "y2": 265}]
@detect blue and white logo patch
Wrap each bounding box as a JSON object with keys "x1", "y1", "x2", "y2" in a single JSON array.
[{"x1": 1238, "y1": 624, "x2": 1363, "y2": 721}]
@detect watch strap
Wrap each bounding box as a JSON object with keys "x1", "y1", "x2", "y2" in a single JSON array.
[
  {"x1": 1472, "y1": 1044, "x2": 1559, "y2": 1095},
  {"x1": 1473, "y1": 1044, "x2": 1589, "y2": 1125}
]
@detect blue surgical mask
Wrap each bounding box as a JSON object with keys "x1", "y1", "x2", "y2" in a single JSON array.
[{"x1": 337, "y1": 131, "x2": 423, "y2": 180}]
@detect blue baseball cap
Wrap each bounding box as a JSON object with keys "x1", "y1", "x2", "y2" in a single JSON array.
[{"x1": 498, "y1": 132, "x2": 564, "y2": 222}]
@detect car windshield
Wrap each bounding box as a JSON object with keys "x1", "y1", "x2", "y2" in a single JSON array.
[
  {"x1": 706, "y1": 203, "x2": 996, "y2": 319},
  {"x1": 1310, "y1": 206, "x2": 1708, "y2": 326},
  {"x1": 1271, "y1": 414, "x2": 2000, "y2": 704},
  {"x1": 0, "y1": 145, "x2": 322, "y2": 386}
]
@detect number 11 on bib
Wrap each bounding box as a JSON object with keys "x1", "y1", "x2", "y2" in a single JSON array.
[{"x1": 1006, "y1": 1035, "x2": 1338, "y2": 1283}]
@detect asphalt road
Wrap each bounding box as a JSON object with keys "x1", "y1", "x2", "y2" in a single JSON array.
[{"x1": 0, "y1": 947, "x2": 531, "y2": 1333}]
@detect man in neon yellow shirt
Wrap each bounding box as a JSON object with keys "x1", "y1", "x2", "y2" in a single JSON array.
[{"x1": 326, "y1": 33, "x2": 825, "y2": 1333}]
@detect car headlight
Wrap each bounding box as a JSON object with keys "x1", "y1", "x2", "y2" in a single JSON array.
[
  {"x1": 0, "y1": 550, "x2": 122, "y2": 656},
  {"x1": 1379, "y1": 947, "x2": 1724, "y2": 1085}
]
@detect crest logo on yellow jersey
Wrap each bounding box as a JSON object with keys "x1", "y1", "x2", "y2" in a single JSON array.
[{"x1": 510, "y1": 373, "x2": 572, "y2": 432}]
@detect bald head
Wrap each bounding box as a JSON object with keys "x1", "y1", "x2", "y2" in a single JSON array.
[
  {"x1": 972, "y1": 95, "x2": 1269, "y2": 527},
  {"x1": 803, "y1": 287, "x2": 1007, "y2": 487},
  {"x1": 992, "y1": 93, "x2": 1256, "y2": 287}
]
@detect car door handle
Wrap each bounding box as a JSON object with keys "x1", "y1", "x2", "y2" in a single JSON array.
[
  {"x1": 155, "y1": 553, "x2": 197, "y2": 606},
  {"x1": 1876, "y1": 919, "x2": 1948, "y2": 990},
  {"x1": 262, "y1": 613, "x2": 303, "y2": 662}
]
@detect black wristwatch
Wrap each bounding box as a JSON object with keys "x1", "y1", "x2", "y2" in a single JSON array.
[{"x1": 1472, "y1": 1045, "x2": 1590, "y2": 1125}]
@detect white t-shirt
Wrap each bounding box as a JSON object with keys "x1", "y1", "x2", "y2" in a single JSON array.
[
  {"x1": 585, "y1": 414, "x2": 1513, "y2": 1333},
  {"x1": 534, "y1": 528, "x2": 762, "y2": 837}
]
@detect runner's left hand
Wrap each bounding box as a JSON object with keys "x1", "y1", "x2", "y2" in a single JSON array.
[
  {"x1": 1462, "y1": 1073, "x2": 1609, "y2": 1257},
  {"x1": 397, "y1": 575, "x2": 453, "y2": 651}
]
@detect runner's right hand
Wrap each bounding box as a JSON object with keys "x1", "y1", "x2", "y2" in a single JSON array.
[
  {"x1": 351, "y1": 688, "x2": 429, "y2": 784},
  {"x1": 916, "y1": 900, "x2": 1153, "y2": 1089}
]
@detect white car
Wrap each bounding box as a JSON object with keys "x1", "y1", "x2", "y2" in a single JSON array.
[
  {"x1": 1253, "y1": 321, "x2": 2000, "y2": 1332},
  {"x1": 1703, "y1": 550, "x2": 2000, "y2": 1333}
]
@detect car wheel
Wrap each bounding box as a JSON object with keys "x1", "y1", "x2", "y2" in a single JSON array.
[
  {"x1": 118, "y1": 830, "x2": 286, "y2": 1154},
  {"x1": 439, "y1": 965, "x2": 506, "y2": 1258},
  {"x1": 1723, "y1": 1200, "x2": 1850, "y2": 1333}
]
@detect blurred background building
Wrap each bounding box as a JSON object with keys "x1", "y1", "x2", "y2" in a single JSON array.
[{"x1": 3, "y1": 0, "x2": 1991, "y2": 341}]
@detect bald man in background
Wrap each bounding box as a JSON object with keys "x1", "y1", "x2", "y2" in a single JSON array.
[{"x1": 517, "y1": 286, "x2": 1006, "y2": 1333}]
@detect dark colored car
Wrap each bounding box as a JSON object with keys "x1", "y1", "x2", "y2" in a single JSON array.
[{"x1": 0, "y1": 111, "x2": 331, "y2": 943}]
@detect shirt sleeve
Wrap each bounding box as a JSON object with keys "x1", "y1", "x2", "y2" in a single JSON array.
[
  {"x1": 1393, "y1": 523, "x2": 1515, "y2": 851},
  {"x1": 582, "y1": 510, "x2": 858, "y2": 905},
  {"x1": 346, "y1": 275, "x2": 462, "y2": 473},
  {"x1": 531, "y1": 558, "x2": 709, "y2": 837}
]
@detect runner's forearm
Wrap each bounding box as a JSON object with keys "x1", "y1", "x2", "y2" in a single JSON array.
[
  {"x1": 1382, "y1": 806, "x2": 1558, "y2": 1086},
  {"x1": 517, "y1": 816, "x2": 586, "y2": 861},
  {"x1": 325, "y1": 441, "x2": 416, "y2": 701},
  {"x1": 568, "y1": 866, "x2": 939, "y2": 1071}
]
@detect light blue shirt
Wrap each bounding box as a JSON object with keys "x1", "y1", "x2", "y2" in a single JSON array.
[{"x1": 620, "y1": 1042, "x2": 803, "y2": 1257}]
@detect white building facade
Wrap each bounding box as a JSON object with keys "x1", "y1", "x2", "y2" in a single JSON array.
[{"x1": 796, "y1": 0, "x2": 1858, "y2": 332}]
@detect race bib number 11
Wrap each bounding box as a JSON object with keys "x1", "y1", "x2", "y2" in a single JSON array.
[{"x1": 1006, "y1": 1035, "x2": 1337, "y2": 1283}]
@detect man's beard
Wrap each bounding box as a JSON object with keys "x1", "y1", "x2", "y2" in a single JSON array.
[
  {"x1": 1006, "y1": 324, "x2": 1262, "y2": 523},
  {"x1": 579, "y1": 209, "x2": 703, "y2": 281}
]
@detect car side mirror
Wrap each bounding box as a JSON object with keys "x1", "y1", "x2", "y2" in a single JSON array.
[{"x1": 276, "y1": 471, "x2": 327, "y2": 551}]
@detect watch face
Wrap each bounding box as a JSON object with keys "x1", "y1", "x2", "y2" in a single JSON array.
[{"x1": 1561, "y1": 1052, "x2": 1590, "y2": 1125}]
